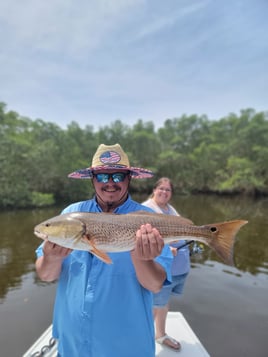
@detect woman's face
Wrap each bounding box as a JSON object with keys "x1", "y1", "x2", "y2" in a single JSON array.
[{"x1": 153, "y1": 181, "x2": 172, "y2": 206}]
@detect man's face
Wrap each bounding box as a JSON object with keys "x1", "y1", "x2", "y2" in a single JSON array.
[{"x1": 92, "y1": 170, "x2": 130, "y2": 206}]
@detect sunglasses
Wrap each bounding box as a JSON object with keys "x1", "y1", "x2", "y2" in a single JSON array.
[{"x1": 94, "y1": 172, "x2": 129, "y2": 183}]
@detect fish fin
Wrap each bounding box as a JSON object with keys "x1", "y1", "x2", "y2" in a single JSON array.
[
  {"x1": 128, "y1": 211, "x2": 194, "y2": 225},
  {"x1": 206, "y1": 220, "x2": 248, "y2": 265},
  {"x1": 175, "y1": 216, "x2": 194, "y2": 225},
  {"x1": 81, "y1": 235, "x2": 113, "y2": 264},
  {"x1": 129, "y1": 210, "x2": 157, "y2": 215},
  {"x1": 91, "y1": 247, "x2": 113, "y2": 264}
]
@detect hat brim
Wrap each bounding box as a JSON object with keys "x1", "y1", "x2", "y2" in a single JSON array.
[{"x1": 68, "y1": 165, "x2": 154, "y2": 179}]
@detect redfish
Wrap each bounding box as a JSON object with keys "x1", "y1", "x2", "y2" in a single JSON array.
[{"x1": 34, "y1": 211, "x2": 248, "y2": 265}]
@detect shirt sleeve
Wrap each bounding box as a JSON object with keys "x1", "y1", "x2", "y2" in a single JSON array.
[{"x1": 35, "y1": 242, "x2": 44, "y2": 258}]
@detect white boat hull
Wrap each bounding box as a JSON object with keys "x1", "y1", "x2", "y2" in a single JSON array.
[{"x1": 23, "y1": 312, "x2": 210, "y2": 356}]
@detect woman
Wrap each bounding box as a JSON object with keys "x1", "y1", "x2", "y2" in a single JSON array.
[{"x1": 142, "y1": 177, "x2": 191, "y2": 352}]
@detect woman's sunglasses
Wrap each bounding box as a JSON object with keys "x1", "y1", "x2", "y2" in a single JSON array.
[{"x1": 94, "y1": 172, "x2": 128, "y2": 183}]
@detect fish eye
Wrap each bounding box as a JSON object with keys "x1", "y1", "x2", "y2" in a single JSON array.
[
  {"x1": 210, "y1": 227, "x2": 217, "y2": 232},
  {"x1": 45, "y1": 223, "x2": 50, "y2": 227}
]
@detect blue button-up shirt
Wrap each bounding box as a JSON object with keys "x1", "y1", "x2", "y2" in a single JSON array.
[{"x1": 36, "y1": 196, "x2": 172, "y2": 357}]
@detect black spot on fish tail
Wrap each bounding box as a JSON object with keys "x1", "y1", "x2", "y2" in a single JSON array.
[{"x1": 206, "y1": 220, "x2": 248, "y2": 266}]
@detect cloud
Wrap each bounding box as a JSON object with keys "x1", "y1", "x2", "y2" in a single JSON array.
[
  {"x1": 0, "y1": 0, "x2": 267, "y2": 129},
  {"x1": 132, "y1": 0, "x2": 210, "y2": 41},
  {"x1": 0, "y1": 0, "x2": 141, "y2": 55}
]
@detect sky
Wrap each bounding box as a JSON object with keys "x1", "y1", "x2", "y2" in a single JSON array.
[{"x1": 0, "y1": 0, "x2": 267, "y2": 129}]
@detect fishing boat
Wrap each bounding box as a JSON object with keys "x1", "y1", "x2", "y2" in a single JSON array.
[{"x1": 23, "y1": 312, "x2": 210, "y2": 356}]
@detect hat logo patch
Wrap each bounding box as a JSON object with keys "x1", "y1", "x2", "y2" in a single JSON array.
[{"x1": 100, "y1": 151, "x2": 121, "y2": 164}]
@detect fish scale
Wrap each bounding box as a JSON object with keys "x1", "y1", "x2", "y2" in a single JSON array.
[{"x1": 34, "y1": 211, "x2": 248, "y2": 265}]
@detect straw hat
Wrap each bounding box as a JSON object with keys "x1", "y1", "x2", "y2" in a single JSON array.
[{"x1": 68, "y1": 143, "x2": 154, "y2": 179}]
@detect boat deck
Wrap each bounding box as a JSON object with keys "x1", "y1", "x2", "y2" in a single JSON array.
[{"x1": 23, "y1": 312, "x2": 210, "y2": 356}]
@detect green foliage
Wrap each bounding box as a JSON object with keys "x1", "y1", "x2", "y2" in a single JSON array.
[
  {"x1": 31, "y1": 192, "x2": 55, "y2": 207},
  {"x1": 217, "y1": 157, "x2": 256, "y2": 192},
  {"x1": 0, "y1": 101, "x2": 267, "y2": 208}
]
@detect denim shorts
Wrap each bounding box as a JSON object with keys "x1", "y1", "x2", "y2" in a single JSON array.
[{"x1": 153, "y1": 273, "x2": 188, "y2": 307}]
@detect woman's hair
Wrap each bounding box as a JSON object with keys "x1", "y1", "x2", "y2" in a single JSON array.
[{"x1": 151, "y1": 177, "x2": 174, "y2": 197}]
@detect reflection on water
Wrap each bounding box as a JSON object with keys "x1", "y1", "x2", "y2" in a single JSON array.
[
  {"x1": 170, "y1": 261, "x2": 268, "y2": 357},
  {"x1": 171, "y1": 194, "x2": 268, "y2": 276},
  {"x1": 0, "y1": 206, "x2": 63, "y2": 302},
  {"x1": 0, "y1": 196, "x2": 268, "y2": 301},
  {"x1": 0, "y1": 195, "x2": 268, "y2": 357}
]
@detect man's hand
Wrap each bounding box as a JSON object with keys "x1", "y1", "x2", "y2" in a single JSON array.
[
  {"x1": 36, "y1": 241, "x2": 72, "y2": 282},
  {"x1": 132, "y1": 223, "x2": 164, "y2": 260},
  {"x1": 42, "y1": 240, "x2": 72, "y2": 259},
  {"x1": 130, "y1": 223, "x2": 166, "y2": 292}
]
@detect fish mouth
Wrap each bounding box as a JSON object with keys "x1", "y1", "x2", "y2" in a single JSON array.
[{"x1": 34, "y1": 230, "x2": 48, "y2": 240}]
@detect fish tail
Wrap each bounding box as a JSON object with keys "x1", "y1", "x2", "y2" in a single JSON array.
[{"x1": 205, "y1": 220, "x2": 248, "y2": 265}]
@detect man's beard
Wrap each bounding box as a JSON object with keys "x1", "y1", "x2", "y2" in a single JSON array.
[{"x1": 96, "y1": 188, "x2": 128, "y2": 212}]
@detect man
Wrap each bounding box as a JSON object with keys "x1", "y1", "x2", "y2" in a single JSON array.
[{"x1": 35, "y1": 143, "x2": 172, "y2": 357}]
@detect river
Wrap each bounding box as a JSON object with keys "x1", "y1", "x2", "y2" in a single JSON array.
[{"x1": 0, "y1": 194, "x2": 267, "y2": 357}]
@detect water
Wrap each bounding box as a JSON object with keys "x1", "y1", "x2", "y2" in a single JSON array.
[{"x1": 0, "y1": 195, "x2": 267, "y2": 357}]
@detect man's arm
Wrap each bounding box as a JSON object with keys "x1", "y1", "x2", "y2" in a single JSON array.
[
  {"x1": 35, "y1": 241, "x2": 72, "y2": 282},
  {"x1": 131, "y1": 223, "x2": 167, "y2": 293}
]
